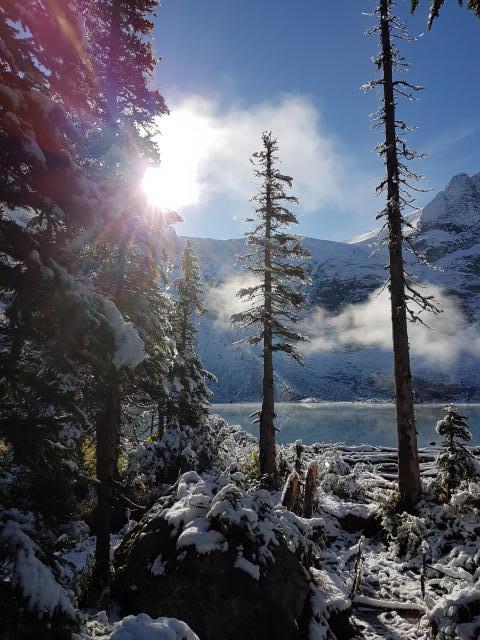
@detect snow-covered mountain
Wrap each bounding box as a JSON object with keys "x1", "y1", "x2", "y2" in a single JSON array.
[{"x1": 174, "y1": 172, "x2": 480, "y2": 402}]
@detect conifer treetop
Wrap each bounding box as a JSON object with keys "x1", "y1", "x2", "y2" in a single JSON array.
[
  {"x1": 436, "y1": 404, "x2": 471, "y2": 443},
  {"x1": 177, "y1": 240, "x2": 205, "y2": 319},
  {"x1": 232, "y1": 131, "x2": 310, "y2": 365},
  {"x1": 410, "y1": 0, "x2": 480, "y2": 28}
]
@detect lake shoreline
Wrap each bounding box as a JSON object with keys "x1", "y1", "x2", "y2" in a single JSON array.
[{"x1": 211, "y1": 402, "x2": 480, "y2": 448}]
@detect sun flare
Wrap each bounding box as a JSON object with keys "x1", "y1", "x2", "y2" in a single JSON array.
[{"x1": 142, "y1": 102, "x2": 214, "y2": 211}]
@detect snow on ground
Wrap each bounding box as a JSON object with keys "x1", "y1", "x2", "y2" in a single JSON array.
[
  {"x1": 277, "y1": 438, "x2": 480, "y2": 639},
  {"x1": 74, "y1": 612, "x2": 199, "y2": 640},
  {"x1": 63, "y1": 419, "x2": 480, "y2": 640}
]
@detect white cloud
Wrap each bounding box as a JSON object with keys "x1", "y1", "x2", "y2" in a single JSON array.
[
  {"x1": 150, "y1": 94, "x2": 376, "y2": 217},
  {"x1": 303, "y1": 285, "x2": 480, "y2": 366},
  {"x1": 205, "y1": 273, "x2": 261, "y2": 327},
  {"x1": 206, "y1": 275, "x2": 480, "y2": 366}
]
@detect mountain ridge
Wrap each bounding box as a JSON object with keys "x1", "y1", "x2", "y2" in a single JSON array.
[{"x1": 174, "y1": 171, "x2": 480, "y2": 402}]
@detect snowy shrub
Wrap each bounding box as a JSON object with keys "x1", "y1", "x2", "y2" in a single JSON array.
[
  {"x1": 317, "y1": 450, "x2": 364, "y2": 500},
  {"x1": 0, "y1": 509, "x2": 77, "y2": 622},
  {"x1": 382, "y1": 512, "x2": 428, "y2": 560},
  {"x1": 450, "y1": 481, "x2": 480, "y2": 511},
  {"x1": 430, "y1": 577, "x2": 480, "y2": 639},
  {"x1": 320, "y1": 472, "x2": 364, "y2": 500},
  {"x1": 317, "y1": 449, "x2": 350, "y2": 478},
  {"x1": 435, "y1": 405, "x2": 478, "y2": 501},
  {"x1": 123, "y1": 417, "x2": 257, "y2": 504},
  {"x1": 427, "y1": 481, "x2": 480, "y2": 553},
  {"x1": 126, "y1": 469, "x2": 323, "y2": 576},
  {"x1": 376, "y1": 487, "x2": 404, "y2": 515},
  {"x1": 239, "y1": 450, "x2": 261, "y2": 483}
]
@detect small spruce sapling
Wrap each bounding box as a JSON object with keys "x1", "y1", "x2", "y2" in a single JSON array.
[{"x1": 436, "y1": 405, "x2": 478, "y2": 500}]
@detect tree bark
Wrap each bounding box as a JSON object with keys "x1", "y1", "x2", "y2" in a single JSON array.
[
  {"x1": 157, "y1": 403, "x2": 166, "y2": 440},
  {"x1": 281, "y1": 471, "x2": 300, "y2": 513},
  {"x1": 379, "y1": 0, "x2": 421, "y2": 509},
  {"x1": 94, "y1": 373, "x2": 119, "y2": 587},
  {"x1": 303, "y1": 462, "x2": 318, "y2": 518},
  {"x1": 94, "y1": 0, "x2": 123, "y2": 582},
  {"x1": 260, "y1": 142, "x2": 277, "y2": 480}
]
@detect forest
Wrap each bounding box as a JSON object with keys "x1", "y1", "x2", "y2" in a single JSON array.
[{"x1": 1, "y1": 1, "x2": 480, "y2": 639}]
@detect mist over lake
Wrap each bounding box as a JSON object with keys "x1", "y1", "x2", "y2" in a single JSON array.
[{"x1": 212, "y1": 402, "x2": 480, "y2": 448}]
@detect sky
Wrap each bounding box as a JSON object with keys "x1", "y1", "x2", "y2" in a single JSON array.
[{"x1": 148, "y1": 0, "x2": 480, "y2": 242}]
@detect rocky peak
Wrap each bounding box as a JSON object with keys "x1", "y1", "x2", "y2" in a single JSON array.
[{"x1": 419, "y1": 172, "x2": 480, "y2": 230}]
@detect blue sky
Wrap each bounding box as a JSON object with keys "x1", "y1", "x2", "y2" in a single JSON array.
[{"x1": 150, "y1": 1, "x2": 480, "y2": 241}]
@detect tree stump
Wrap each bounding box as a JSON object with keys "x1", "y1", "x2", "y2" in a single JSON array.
[
  {"x1": 303, "y1": 462, "x2": 318, "y2": 518},
  {"x1": 281, "y1": 471, "x2": 300, "y2": 513}
]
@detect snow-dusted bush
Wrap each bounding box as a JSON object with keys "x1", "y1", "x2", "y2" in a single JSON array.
[
  {"x1": 0, "y1": 509, "x2": 77, "y2": 623},
  {"x1": 317, "y1": 450, "x2": 364, "y2": 500},
  {"x1": 162, "y1": 470, "x2": 323, "y2": 567},
  {"x1": 449, "y1": 481, "x2": 480, "y2": 511},
  {"x1": 426, "y1": 480, "x2": 480, "y2": 554},
  {"x1": 317, "y1": 449, "x2": 350, "y2": 478},
  {"x1": 239, "y1": 450, "x2": 261, "y2": 483},
  {"x1": 435, "y1": 405, "x2": 478, "y2": 501},
  {"x1": 118, "y1": 469, "x2": 324, "y2": 582},
  {"x1": 123, "y1": 417, "x2": 257, "y2": 504},
  {"x1": 430, "y1": 577, "x2": 480, "y2": 639},
  {"x1": 382, "y1": 512, "x2": 428, "y2": 560}
]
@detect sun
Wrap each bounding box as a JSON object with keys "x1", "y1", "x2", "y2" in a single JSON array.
[{"x1": 142, "y1": 101, "x2": 214, "y2": 211}]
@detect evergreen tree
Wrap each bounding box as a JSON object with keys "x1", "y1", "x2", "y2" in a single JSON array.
[
  {"x1": 0, "y1": 0, "x2": 101, "y2": 516},
  {"x1": 436, "y1": 405, "x2": 478, "y2": 500},
  {"x1": 364, "y1": 0, "x2": 439, "y2": 509},
  {"x1": 232, "y1": 132, "x2": 309, "y2": 481},
  {"x1": 78, "y1": 0, "x2": 177, "y2": 586},
  {"x1": 0, "y1": 1, "x2": 140, "y2": 627},
  {"x1": 169, "y1": 241, "x2": 216, "y2": 427},
  {"x1": 0, "y1": 0, "x2": 177, "y2": 589},
  {"x1": 411, "y1": 0, "x2": 480, "y2": 27}
]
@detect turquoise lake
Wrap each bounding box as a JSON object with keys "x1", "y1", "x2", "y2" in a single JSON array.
[{"x1": 212, "y1": 402, "x2": 480, "y2": 448}]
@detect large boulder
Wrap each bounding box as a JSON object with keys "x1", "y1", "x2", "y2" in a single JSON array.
[{"x1": 113, "y1": 471, "x2": 325, "y2": 640}]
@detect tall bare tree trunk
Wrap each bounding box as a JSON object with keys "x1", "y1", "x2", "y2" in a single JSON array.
[
  {"x1": 260, "y1": 146, "x2": 276, "y2": 479},
  {"x1": 380, "y1": 0, "x2": 421, "y2": 509},
  {"x1": 94, "y1": 373, "x2": 119, "y2": 586},
  {"x1": 94, "y1": 0, "x2": 123, "y2": 584}
]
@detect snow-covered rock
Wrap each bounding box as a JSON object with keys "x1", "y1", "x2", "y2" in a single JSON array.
[
  {"x1": 107, "y1": 614, "x2": 199, "y2": 640},
  {"x1": 113, "y1": 470, "x2": 323, "y2": 640},
  {"x1": 74, "y1": 613, "x2": 199, "y2": 640}
]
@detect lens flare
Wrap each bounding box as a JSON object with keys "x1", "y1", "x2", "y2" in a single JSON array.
[{"x1": 142, "y1": 103, "x2": 214, "y2": 211}]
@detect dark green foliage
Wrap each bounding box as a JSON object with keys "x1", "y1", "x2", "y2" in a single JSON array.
[
  {"x1": 232, "y1": 131, "x2": 309, "y2": 478},
  {"x1": 0, "y1": 0, "x2": 101, "y2": 524},
  {"x1": 0, "y1": 0, "x2": 177, "y2": 592},
  {"x1": 232, "y1": 133, "x2": 310, "y2": 365},
  {"x1": 436, "y1": 404, "x2": 478, "y2": 500},
  {"x1": 168, "y1": 241, "x2": 216, "y2": 427}
]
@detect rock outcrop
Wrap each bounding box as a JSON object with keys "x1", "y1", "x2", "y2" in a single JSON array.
[{"x1": 114, "y1": 471, "x2": 329, "y2": 640}]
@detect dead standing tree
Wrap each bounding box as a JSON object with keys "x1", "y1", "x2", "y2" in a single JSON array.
[{"x1": 364, "y1": 0, "x2": 440, "y2": 509}]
